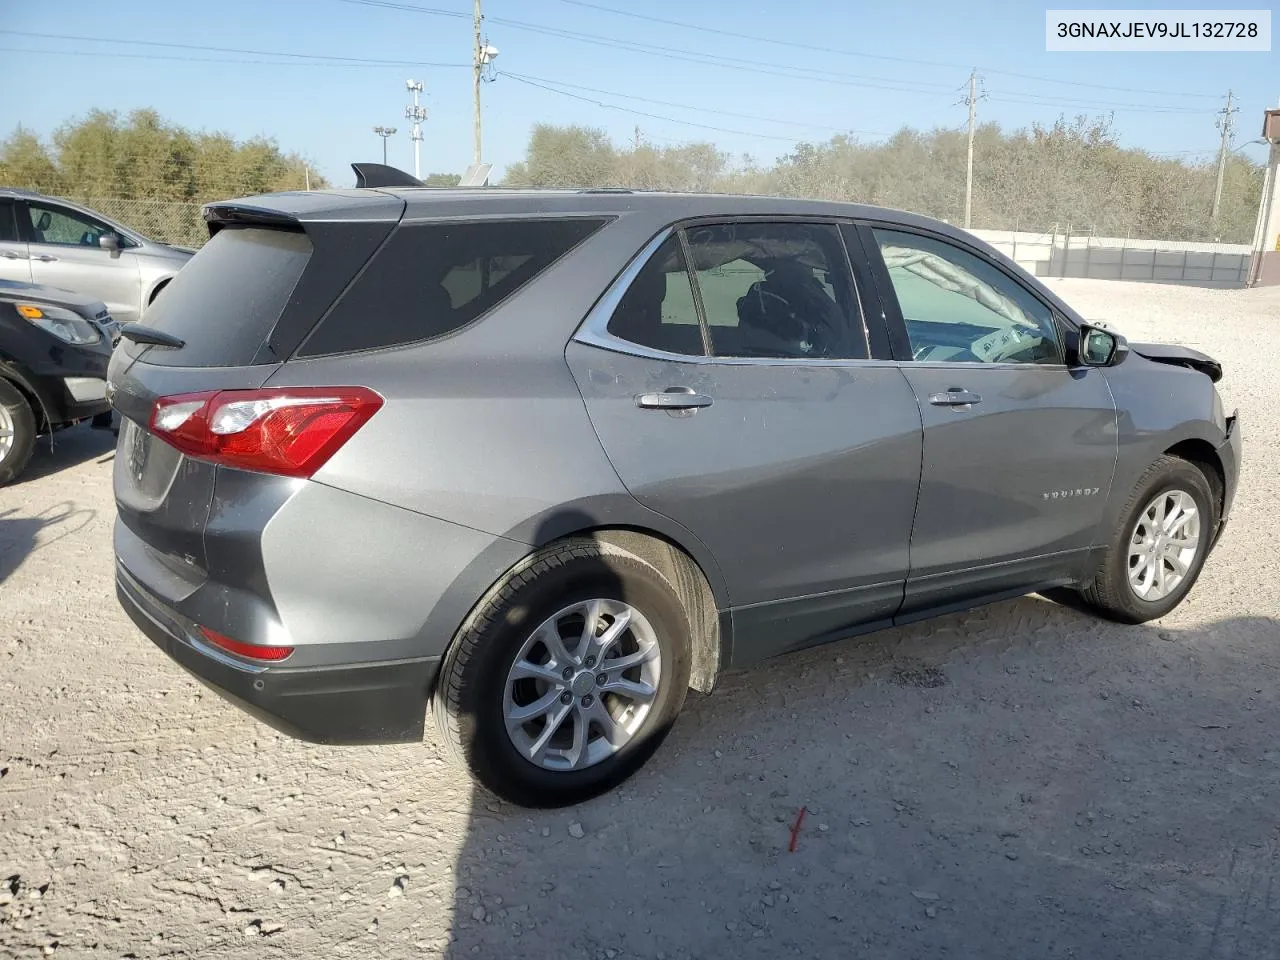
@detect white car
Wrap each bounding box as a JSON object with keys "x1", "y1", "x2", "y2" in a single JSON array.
[{"x1": 0, "y1": 189, "x2": 193, "y2": 324}]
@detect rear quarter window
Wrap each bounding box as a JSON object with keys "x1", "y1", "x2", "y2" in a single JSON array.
[
  {"x1": 297, "y1": 217, "x2": 608, "y2": 357},
  {"x1": 131, "y1": 227, "x2": 312, "y2": 367}
]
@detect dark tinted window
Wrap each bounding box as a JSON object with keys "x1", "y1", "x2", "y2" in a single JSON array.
[
  {"x1": 0, "y1": 201, "x2": 18, "y2": 243},
  {"x1": 683, "y1": 222, "x2": 866, "y2": 360},
  {"x1": 872, "y1": 228, "x2": 1061, "y2": 365},
  {"x1": 606, "y1": 236, "x2": 705, "y2": 356},
  {"x1": 133, "y1": 226, "x2": 312, "y2": 367},
  {"x1": 299, "y1": 217, "x2": 607, "y2": 356}
]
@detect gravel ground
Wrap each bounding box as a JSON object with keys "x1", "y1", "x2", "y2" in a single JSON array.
[{"x1": 2, "y1": 277, "x2": 1278, "y2": 960}]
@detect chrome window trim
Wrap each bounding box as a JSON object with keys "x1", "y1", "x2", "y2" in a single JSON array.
[{"x1": 573, "y1": 222, "x2": 881, "y2": 367}]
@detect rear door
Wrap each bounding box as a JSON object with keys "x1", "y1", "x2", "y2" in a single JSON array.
[
  {"x1": 859, "y1": 223, "x2": 1117, "y2": 615},
  {"x1": 568, "y1": 220, "x2": 923, "y2": 665},
  {"x1": 0, "y1": 199, "x2": 30, "y2": 283},
  {"x1": 20, "y1": 199, "x2": 143, "y2": 321}
]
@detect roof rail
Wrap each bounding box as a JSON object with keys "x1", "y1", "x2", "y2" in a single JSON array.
[{"x1": 351, "y1": 162, "x2": 424, "y2": 189}]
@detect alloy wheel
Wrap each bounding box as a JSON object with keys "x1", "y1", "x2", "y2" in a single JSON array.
[
  {"x1": 503, "y1": 598, "x2": 662, "y2": 772},
  {"x1": 1127, "y1": 489, "x2": 1201, "y2": 602}
]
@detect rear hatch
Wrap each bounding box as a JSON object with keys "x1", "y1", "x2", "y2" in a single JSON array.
[{"x1": 110, "y1": 190, "x2": 404, "y2": 594}]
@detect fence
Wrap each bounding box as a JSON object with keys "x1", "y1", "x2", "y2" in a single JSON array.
[
  {"x1": 63, "y1": 198, "x2": 1258, "y2": 287},
  {"x1": 64, "y1": 197, "x2": 208, "y2": 249},
  {"x1": 969, "y1": 227, "x2": 1252, "y2": 288}
]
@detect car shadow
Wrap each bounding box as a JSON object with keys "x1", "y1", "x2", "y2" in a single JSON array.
[
  {"x1": 13, "y1": 423, "x2": 116, "y2": 486},
  {"x1": 0, "y1": 501, "x2": 98, "y2": 584},
  {"x1": 428, "y1": 593, "x2": 1280, "y2": 960}
]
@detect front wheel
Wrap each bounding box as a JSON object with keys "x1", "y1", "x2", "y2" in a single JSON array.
[
  {"x1": 0, "y1": 380, "x2": 37, "y2": 486},
  {"x1": 433, "y1": 539, "x2": 691, "y2": 807},
  {"x1": 1078, "y1": 455, "x2": 1218, "y2": 623}
]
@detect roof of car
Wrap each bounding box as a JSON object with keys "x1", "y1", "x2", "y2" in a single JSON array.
[{"x1": 210, "y1": 186, "x2": 971, "y2": 245}]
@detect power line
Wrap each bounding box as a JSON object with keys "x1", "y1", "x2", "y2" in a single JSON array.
[
  {"x1": 0, "y1": 45, "x2": 462, "y2": 69},
  {"x1": 500, "y1": 72, "x2": 889, "y2": 136},
  {"x1": 500, "y1": 73, "x2": 816, "y2": 142},
  {"x1": 342, "y1": 0, "x2": 1219, "y2": 110},
  {"x1": 986, "y1": 92, "x2": 1216, "y2": 114},
  {"x1": 547, "y1": 0, "x2": 1221, "y2": 100},
  {"x1": 0, "y1": 29, "x2": 469, "y2": 67},
  {"x1": 338, "y1": 0, "x2": 958, "y2": 95}
]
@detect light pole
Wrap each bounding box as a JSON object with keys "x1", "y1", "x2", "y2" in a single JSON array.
[
  {"x1": 405, "y1": 80, "x2": 427, "y2": 179},
  {"x1": 372, "y1": 126, "x2": 397, "y2": 166}
]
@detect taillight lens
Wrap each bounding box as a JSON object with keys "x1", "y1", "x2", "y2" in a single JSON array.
[
  {"x1": 149, "y1": 386, "x2": 382, "y2": 478},
  {"x1": 198, "y1": 626, "x2": 294, "y2": 662}
]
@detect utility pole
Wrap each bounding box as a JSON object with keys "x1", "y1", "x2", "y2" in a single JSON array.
[
  {"x1": 634, "y1": 125, "x2": 642, "y2": 150},
  {"x1": 471, "y1": 0, "x2": 499, "y2": 166},
  {"x1": 473, "y1": 0, "x2": 483, "y2": 166},
  {"x1": 405, "y1": 81, "x2": 426, "y2": 179},
  {"x1": 963, "y1": 68, "x2": 982, "y2": 230},
  {"x1": 1212, "y1": 90, "x2": 1238, "y2": 222},
  {"x1": 373, "y1": 125, "x2": 397, "y2": 166}
]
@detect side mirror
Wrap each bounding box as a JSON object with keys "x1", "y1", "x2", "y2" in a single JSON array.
[
  {"x1": 1077, "y1": 323, "x2": 1128, "y2": 367},
  {"x1": 98, "y1": 233, "x2": 122, "y2": 254}
]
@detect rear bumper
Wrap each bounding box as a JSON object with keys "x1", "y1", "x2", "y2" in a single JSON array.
[{"x1": 117, "y1": 563, "x2": 436, "y2": 745}]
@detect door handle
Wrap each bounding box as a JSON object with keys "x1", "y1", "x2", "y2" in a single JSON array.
[
  {"x1": 928, "y1": 388, "x2": 982, "y2": 407},
  {"x1": 33, "y1": 255, "x2": 59, "y2": 262},
  {"x1": 636, "y1": 387, "x2": 713, "y2": 410},
  {"x1": 1, "y1": 251, "x2": 26, "y2": 260}
]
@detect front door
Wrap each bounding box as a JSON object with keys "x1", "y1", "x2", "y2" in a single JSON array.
[
  {"x1": 19, "y1": 199, "x2": 142, "y2": 321},
  {"x1": 0, "y1": 199, "x2": 31, "y2": 283},
  {"x1": 862, "y1": 225, "x2": 1117, "y2": 615},
  {"x1": 568, "y1": 221, "x2": 923, "y2": 665}
]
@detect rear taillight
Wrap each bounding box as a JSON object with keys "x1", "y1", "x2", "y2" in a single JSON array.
[
  {"x1": 148, "y1": 387, "x2": 382, "y2": 478},
  {"x1": 198, "y1": 626, "x2": 294, "y2": 662}
]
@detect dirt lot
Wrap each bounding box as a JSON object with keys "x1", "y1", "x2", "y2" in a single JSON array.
[{"x1": 2, "y1": 278, "x2": 1278, "y2": 959}]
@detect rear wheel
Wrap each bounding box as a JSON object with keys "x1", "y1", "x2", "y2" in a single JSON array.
[
  {"x1": 1078, "y1": 455, "x2": 1217, "y2": 623},
  {"x1": 0, "y1": 380, "x2": 37, "y2": 486},
  {"x1": 433, "y1": 539, "x2": 691, "y2": 807}
]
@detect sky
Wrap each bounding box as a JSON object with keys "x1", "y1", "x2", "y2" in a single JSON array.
[{"x1": 0, "y1": 0, "x2": 1276, "y2": 186}]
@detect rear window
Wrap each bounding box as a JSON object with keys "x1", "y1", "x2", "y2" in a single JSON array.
[
  {"x1": 132, "y1": 227, "x2": 312, "y2": 367},
  {"x1": 297, "y1": 217, "x2": 607, "y2": 357}
]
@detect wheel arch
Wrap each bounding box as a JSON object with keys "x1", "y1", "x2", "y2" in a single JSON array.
[
  {"x1": 146, "y1": 275, "x2": 174, "y2": 306},
  {"x1": 0, "y1": 362, "x2": 51, "y2": 432},
  {"x1": 570, "y1": 526, "x2": 726, "y2": 694},
  {"x1": 1163, "y1": 437, "x2": 1225, "y2": 518},
  {"x1": 458, "y1": 516, "x2": 731, "y2": 695}
]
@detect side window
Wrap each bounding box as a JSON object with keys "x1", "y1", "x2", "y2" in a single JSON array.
[
  {"x1": 25, "y1": 202, "x2": 112, "y2": 247},
  {"x1": 299, "y1": 217, "x2": 607, "y2": 357},
  {"x1": 606, "y1": 236, "x2": 705, "y2": 356},
  {"x1": 872, "y1": 228, "x2": 1061, "y2": 365},
  {"x1": 0, "y1": 201, "x2": 18, "y2": 243},
  {"x1": 683, "y1": 222, "x2": 866, "y2": 360}
]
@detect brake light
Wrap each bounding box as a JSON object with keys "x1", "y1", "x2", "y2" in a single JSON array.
[
  {"x1": 198, "y1": 626, "x2": 294, "y2": 662},
  {"x1": 148, "y1": 387, "x2": 382, "y2": 478}
]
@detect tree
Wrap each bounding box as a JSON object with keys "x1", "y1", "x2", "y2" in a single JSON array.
[
  {"x1": 2, "y1": 109, "x2": 326, "y2": 204},
  {"x1": 502, "y1": 117, "x2": 1264, "y2": 243},
  {"x1": 422, "y1": 172, "x2": 462, "y2": 187}
]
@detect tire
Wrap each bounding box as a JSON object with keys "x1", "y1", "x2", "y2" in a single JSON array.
[
  {"x1": 433, "y1": 539, "x2": 692, "y2": 807},
  {"x1": 0, "y1": 379, "x2": 37, "y2": 486},
  {"x1": 1078, "y1": 455, "x2": 1218, "y2": 624}
]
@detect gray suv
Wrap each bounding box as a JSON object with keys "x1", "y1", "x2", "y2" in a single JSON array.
[
  {"x1": 109, "y1": 185, "x2": 1241, "y2": 807},
  {"x1": 0, "y1": 189, "x2": 193, "y2": 324}
]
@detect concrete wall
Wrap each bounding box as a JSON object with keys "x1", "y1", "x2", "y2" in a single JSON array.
[{"x1": 968, "y1": 229, "x2": 1252, "y2": 289}]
